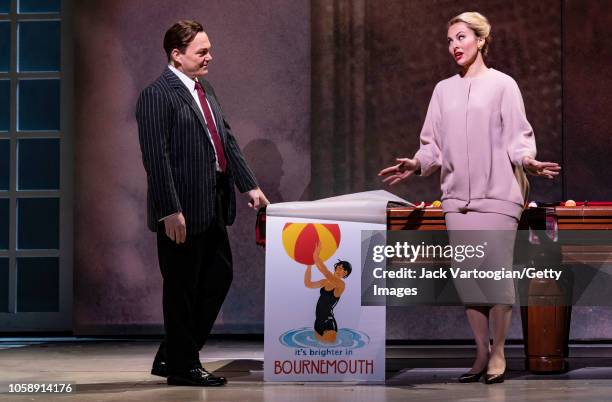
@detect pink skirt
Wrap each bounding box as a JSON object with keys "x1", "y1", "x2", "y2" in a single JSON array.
[{"x1": 445, "y1": 211, "x2": 518, "y2": 305}]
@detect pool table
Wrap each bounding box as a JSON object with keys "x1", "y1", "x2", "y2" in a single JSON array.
[{"x1": 387, "y1": 201, "x2": 612, "y2": 373}]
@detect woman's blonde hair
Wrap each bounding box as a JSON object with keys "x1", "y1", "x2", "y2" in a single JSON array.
[{"x1": 448, "y1": 12, "x2": 492, "y2": 56}]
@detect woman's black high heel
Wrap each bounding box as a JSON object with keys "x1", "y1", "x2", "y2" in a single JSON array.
[
  {"x1": 458, "y1": 369, "x2": 486, "y2": 383},
  {"x1": 484, "y1": 371, "x2": 505, "y2": 384}
]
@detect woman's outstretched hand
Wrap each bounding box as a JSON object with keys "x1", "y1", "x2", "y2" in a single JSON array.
[
  {"x1": 313, "y1": 242, "x2": 322, "y2": 263},
  {"x1": 378, "y1": 158, "x2": 421, "y2": 185},
  {"x1": 522, "y1": 156, "x2": 561, "y2": 179}
]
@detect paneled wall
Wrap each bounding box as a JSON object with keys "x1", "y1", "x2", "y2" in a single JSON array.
[{"x1": 312, "y1": 0, "x2": 611, "y2": 340}]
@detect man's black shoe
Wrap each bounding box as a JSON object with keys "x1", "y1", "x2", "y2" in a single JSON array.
[
  {"x1": 200, "y1": 368, "x2": 227, "y2": 385},
  {"x1": 151, "y1": 360, "x2": 203, "y2": 378},
  {"x1": 167, "y1": 368, "x2": 226, "y2": 387},
  {"x1": 152, "y1": 360, "x2": 227, "y2": 384}
]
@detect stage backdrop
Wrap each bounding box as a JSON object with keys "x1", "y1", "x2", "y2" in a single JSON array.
[
  {"x1": 73, "y1": 0, "x2": 612, "y2": 340},
  {"x1": 310, "y1": 0, "x2": 612, "y2": 340},
  {"x1": 73, "y1": 0, "x2": 311, "y2": 334}
]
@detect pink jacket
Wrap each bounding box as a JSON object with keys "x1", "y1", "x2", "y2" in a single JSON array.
[{"x1": 414, "y1": 68, "x2": 536, "y2": 219}]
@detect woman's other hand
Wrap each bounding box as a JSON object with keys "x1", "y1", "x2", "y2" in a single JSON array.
[
  {"x1": 522, "y1": 156, "x2": 561, "y2": 179},
  {"x1": 378, "y1": 158, "x2": 421, "y2": 185}
]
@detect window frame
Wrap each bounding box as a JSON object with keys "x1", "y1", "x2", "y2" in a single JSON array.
[{"x1": 0, "y1": 0, "x2": 72, "y2": 331}]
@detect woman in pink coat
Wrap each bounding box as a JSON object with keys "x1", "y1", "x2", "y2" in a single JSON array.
[{"x1": 379, "y1": 12, "x2": 560, "y2": 384}]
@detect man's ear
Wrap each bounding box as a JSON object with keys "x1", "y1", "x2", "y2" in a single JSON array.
[{"x1": 170, "y1": 49, "x2": 181, "y2": 65}]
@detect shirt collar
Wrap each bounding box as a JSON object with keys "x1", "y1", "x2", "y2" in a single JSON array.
[{"x1": 168, "y1": 64, "x2": 197, "y2": 92}]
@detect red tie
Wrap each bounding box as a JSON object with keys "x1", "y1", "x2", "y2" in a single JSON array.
[{"x1": 194, "y1": 81, "x2": 227, "y2": 171}]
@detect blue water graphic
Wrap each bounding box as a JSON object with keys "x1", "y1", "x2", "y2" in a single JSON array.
[{"x1": 280, "y1": 328, "x2": 370, "y2": 349}]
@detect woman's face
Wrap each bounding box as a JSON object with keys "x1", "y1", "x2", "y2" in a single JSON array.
[
  {"x1": 447, "y1": 22, "x2": 482, "y2": 67},
  {"x1": 334, "y1": 266, "x2": 347, "y2": 278}
]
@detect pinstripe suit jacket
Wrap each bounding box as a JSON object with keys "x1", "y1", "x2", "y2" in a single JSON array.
[{"x1": 136, "y1": 67, "x2": 258, "y2": 234}]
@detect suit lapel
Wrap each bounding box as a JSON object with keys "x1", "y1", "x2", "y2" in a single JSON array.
[
  {"x1": 162, "y1": 68, "x2": 229, "y2": 151},
  {"x1": 200, "y1": 86, "x2": 226, "y2": 146},
  {"x1": 162, "y1": 68, "x2": 209, "y2": 136}
]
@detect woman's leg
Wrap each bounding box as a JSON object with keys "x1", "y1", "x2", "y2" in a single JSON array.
[
  {"x1": 488, "y1": 304, "x2": 512, "y2": 374},
  {"x1": 317, "y1": 316, "x2": 338, "y2": 343},
  {"x1": 446, "y1": 212, "x2": 517, "y2": 375},
  {"x1": 320, "y1": 330, "x2": 337, "y2": 343},
  {"x1": 465, "y1": 306, "x2": 491, "y2": 373}
]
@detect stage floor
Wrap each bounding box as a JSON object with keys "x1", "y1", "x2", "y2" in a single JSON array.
[{"x1": 1, "y1": 339, "x2": 612, "y2": 401}]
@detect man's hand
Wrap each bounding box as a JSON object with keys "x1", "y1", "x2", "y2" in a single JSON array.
[
  {"x1": 378, "y1": 157, "x2": 421, "y2": 185},
  {"x1": 522, "y1": 156, "x2": 561, "y2": 179},
  {"x1": 247, "y1": 188, "x2": 270, "y2": 209},
  {"x1": 163, "y1": 212, "x2": 187, "y2": 244}
]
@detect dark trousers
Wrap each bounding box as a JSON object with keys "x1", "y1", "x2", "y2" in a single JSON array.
[{"x1": 154, "y1": 176, "x2": 233, "y2": 374}]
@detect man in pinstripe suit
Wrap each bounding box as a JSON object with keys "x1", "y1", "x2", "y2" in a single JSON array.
[{"x1": 136, "y1": 20, "x2": 269, "y2": 386}]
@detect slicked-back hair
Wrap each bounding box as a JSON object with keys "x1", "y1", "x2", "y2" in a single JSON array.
[{"x1": 163, "y1": 20, "x2": 204, "y2": 61}]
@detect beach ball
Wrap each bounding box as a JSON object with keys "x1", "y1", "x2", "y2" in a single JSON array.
[{"x1": 282, "y1": 223, "x2": 341, "y2": 265}]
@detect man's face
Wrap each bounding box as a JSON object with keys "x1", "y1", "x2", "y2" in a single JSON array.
[{"x1": 172, "y1": 31, "x2": 212, "y2": 78}]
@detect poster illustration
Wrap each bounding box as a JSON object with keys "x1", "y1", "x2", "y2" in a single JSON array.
[{"x1": 264, "y1": 213, "x2": 386, "y2": 382}]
